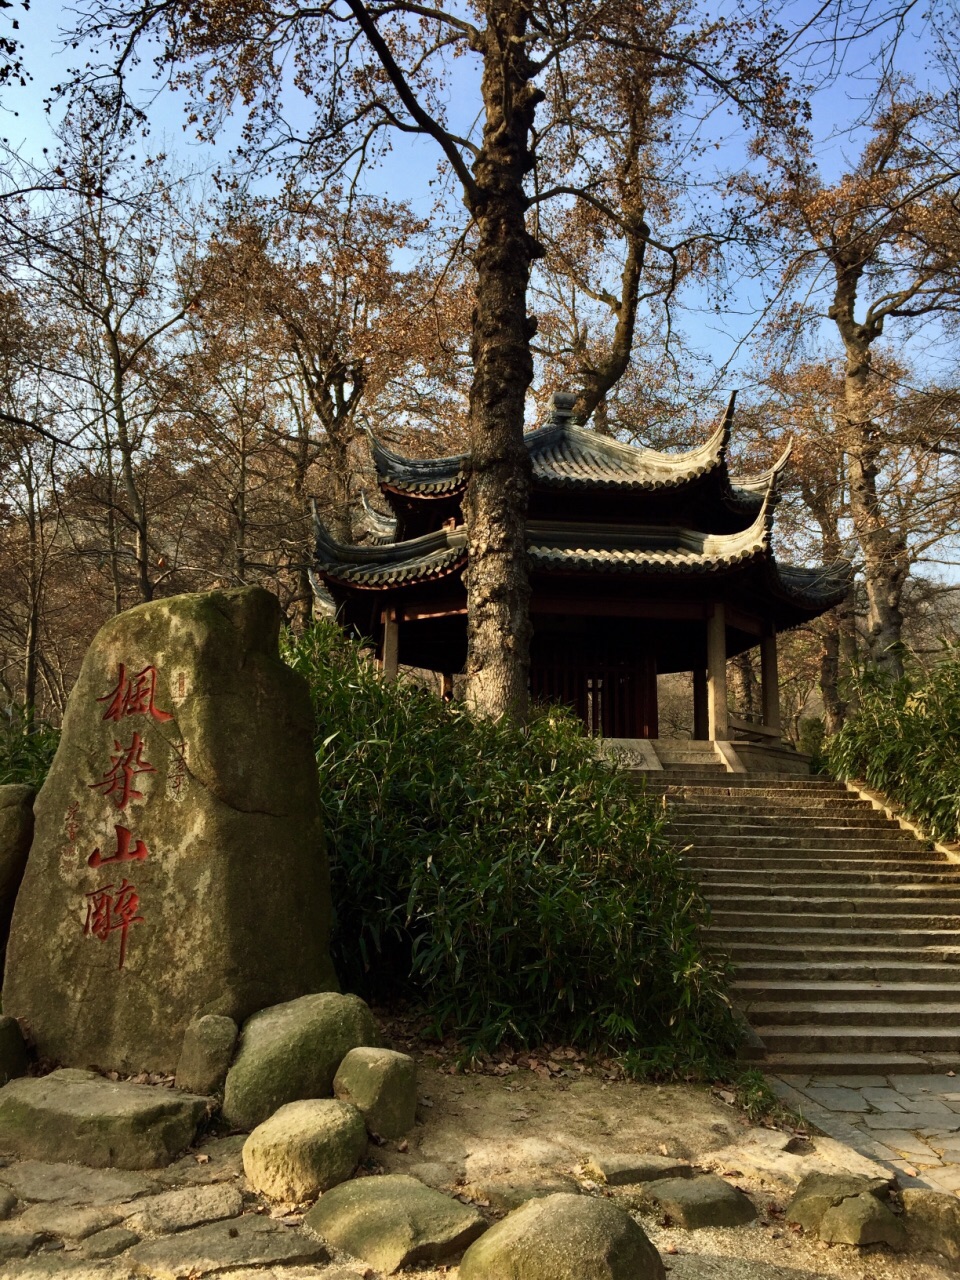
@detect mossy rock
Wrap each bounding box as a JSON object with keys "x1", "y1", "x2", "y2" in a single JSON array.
[{"x1": 2, "y1": 588, "x2": 337, "y2": 1074}]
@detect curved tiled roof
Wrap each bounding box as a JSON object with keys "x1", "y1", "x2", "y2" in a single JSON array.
[
  {"x1": 372, "y1": 395, "x2": 740, "y2": 496},
  {"x1": 315, "y1": 516, "x2": 467, "y2": 588},
  {"x1": 316, "y1": 480, "x2": 850, "y2": 614},
  {"x1": 358, "y1": 491, "x2": 398, "y2": 544}
]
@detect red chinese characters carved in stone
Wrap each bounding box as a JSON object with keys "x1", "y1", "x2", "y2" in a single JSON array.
[
  {"x1": 64, "y1": 801, "x2": 80, "y2": 842},
  {"x1": 89, "y1": 731, "x2": 156, "y2": 810},
  {"x1": 97, "y1": 664, "x2": 173, "y2": 723},
  {"x1": 83, "y1": 878, "x2": 143, "y2": 969},
  {"x1": 88, "y1": 824, "x2": 150, "y2": 870}
]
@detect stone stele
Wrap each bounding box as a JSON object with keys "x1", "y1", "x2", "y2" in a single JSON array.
[{"x1": 2, "y1": 587, "x2": 337, "y2": 1074}]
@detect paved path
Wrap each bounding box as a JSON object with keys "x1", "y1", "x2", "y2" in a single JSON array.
[{"x1": 771, "y1": 1071, "x2": 960, "y2": 1195}]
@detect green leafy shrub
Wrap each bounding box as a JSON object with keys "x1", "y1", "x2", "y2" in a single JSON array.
[
  {"x1": 0, "y1": 708, "x2": 60, "y2": 789},
  {"x1": 828, "y1": 654, "x2": 960, "y2": 844},
  {"x1": 284, "y1": 622, "x2": 737, "y2": 1063}
]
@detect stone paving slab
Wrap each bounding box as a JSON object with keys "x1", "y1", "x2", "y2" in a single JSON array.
[{"x1": 771, "y1": 1068, "x2": 960, "y2": 1197}]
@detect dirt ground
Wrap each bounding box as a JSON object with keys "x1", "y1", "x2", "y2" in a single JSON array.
[
  {"x1": 3, "y1": 1049, "x2": 956, "y2": 1278},
  {"x1": 361, "y1": 1055, "x2": 957, "y2": 1280}
]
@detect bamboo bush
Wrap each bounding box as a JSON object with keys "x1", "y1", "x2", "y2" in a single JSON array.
[
  {"x1": 828, "y1": 653, "x2": 960, "y2": 844},
  {"x1": 285, "y1": 622, "x2": 737, "y2": 1065}
]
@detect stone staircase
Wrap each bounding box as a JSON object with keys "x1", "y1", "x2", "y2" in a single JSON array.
[{"x1": 639, "y1": 767, "x2": 960, "y2": 1075}]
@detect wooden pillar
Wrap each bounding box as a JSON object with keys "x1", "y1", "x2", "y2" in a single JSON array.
[
  {"x1": 381, "y1": 607, "x2": 399, "y2": 681},
  {"x1": 693, "y1": 668, "x2": 708, "y2": 740},
  {"x1": 760, "y1": 627, "x2": 782, "y2": 737},
  {"x1": 707, "y1": 603, "x2": 728, "y2": 739}
]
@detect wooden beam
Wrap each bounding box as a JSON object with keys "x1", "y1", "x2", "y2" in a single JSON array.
[
  {"x1": 401, "y1": 603, "x2": 467, "y2": 621},
  {"x1": 707, "y1": 603, "x2": 728, "y2": 740},
  {"x1": 531, "y1": 596, "x2": 709, "y2": 620},
  {"x1": 724, "y1": 606, "x2": 765, "y2": 637}
]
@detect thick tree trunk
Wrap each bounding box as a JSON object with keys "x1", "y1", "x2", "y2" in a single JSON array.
[
  {"x1": 819, "y1": 613, "x2": 845, "y2": 735},
  {"x1": 462, "y1": 4, "x2": 542, "y2": 719},
  {"x1": 830, "y1": 263, "x2": 907, "y2": 679}
]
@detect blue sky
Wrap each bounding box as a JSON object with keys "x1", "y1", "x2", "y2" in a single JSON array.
[{"x1": 4, "y1": 0, "x2": 954, "y2": 384}]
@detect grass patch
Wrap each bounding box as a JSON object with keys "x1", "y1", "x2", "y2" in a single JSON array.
[{"x1": 0, "y1": 708, "x2": 60, "y2": 789}]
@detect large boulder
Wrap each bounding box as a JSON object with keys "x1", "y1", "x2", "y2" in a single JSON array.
[
  {"x1": 222, "y1": 992, "x2": 378, "y2": 1130},
  {"x1": 0, "y1": 784, "x2": 33, "y2": 972},
  {"x1": 303, "y1": 1173, "x2": 486, "y2": 1274},
  {"x1": 0, "y1": 1068, "x2": 208, "y2": 1169},
  {"x1": 333, "y1": 1046, "x2": 417, "y2": 1139},
  {"x1": 459, "y1": 1192, "x2": 665, "y2": 1280},
  {"x1": 2, "y1": 588, "x2": 336, "y2": 1074},
  {"x1": 242, "y1": 1099, "x2": 367, "y2": 1200}
]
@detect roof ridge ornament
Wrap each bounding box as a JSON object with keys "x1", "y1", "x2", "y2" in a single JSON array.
[{"x1": 549, "y1": 391, "x2": 577, "y2": 424}]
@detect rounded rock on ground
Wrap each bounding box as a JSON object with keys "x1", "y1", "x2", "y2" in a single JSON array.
[
  {"x1": 786, "y1": 1171, "x2": 890, "y2": 1234},
  {"x1": 901, "y1": 1188, "x2": 960, "y2": 1262},
  {"x1": 242, "y1": 1098, "x2": 367, "y2": 1200},
  {"x1": 303, "y1": 1172, "x2": 486, "y2": 1274},
  {"x1": 333, "y1": 1046, "x2": 417, "y2": 1140},
  {"x1": 643, "y1": 1174, "x2": 756, "y2": 1229},
  {"x1": 459, "y1": 1192, "x2": 665, "y2": 1280},
  {"x1": 819, "y1": 1190, "x2": 906, "y2": 1249},
  {"x1": 223, "y1": 992, "x2": 379, "y2": 1131},
  {"x1": 175, "y1": 1015, "x2": 238, "y2": 1096}
]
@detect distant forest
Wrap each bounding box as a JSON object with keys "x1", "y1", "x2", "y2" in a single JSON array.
[{"x1": 3, "y1": 0, "x2": 960, "y2": 728}]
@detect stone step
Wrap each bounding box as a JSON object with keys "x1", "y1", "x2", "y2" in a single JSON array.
[
  {"x1": 704, "y1": 884, "x2": 960, "y2": 906},
  {"x1": 669, "y1": 767, "x2": 960, "y2": 1066},
  {"x1": 734, "y1": 960, "x2": 960, "y2": 983},
  {"x1": 710, "y1": 893, "x2": 960, "y2": 915},
  {"x1": 743, "y1": 999, "x2": 960, "y2": 1028},
  {"x1": 755, "y1": 1025, "x2": 960, "y2": 1054},
  {"x1": 684, "y1": 855, "x2": 948, "y2": 872},
  {"x1": 718, "y1": 939, "x2": 960, "y2": 963},
  {"x1": 664, "y1": 794, "x2": 873, "y2": 808},
  {"x1": 670, "y1": 812, "x2": 904, "y2": 829},
  {"x1": 682, "y1": 841, "x2": 924, "y2": 857},
  {"x1": 697, "y1": 869, "x2": 960, "y2": 888},
  {"x1": 705, "y1": 884, "x2": 960, "y2": 904},
  {"x1": 764, "y1": 1050, "x2": 960, "y2": 1075},
  {"x1": 641, "y1": 779, "x2": 848, "y2": 792},
  {"x1": 710, "y1": 905, "x2": 960, "y2": 929},
  {"x1": 673, "y1": 831, "x2": 924, "y2": 849},
  {"x1": 711, "y1": 924, "x2": 960, "y2": 947},
  {"x1": 735, "y1": 979, "x2": 960, "y2": 1003}
]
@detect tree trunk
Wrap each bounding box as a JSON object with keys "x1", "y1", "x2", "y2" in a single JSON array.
[
  {"x1": 830, "y1": 263, "x2": 906, "y2": 678},
  {"x1": 462, "y1": 3, "x2": 542, "y2": 719},
  {"x1": 819, "y1": 613, "x2": 845, "y2": 735},
  {"x1": 729, "y1": 651, "x2": 760, "y2": 720}
]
